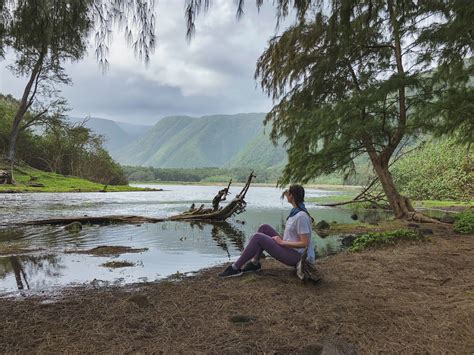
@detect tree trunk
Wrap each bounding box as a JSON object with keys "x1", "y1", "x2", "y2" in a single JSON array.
[
  {"x1": 372, "y1": 159, "x2": 414, "y2": 218},
  {"x1": 5, "y1": 49, "x2": 45, "y2": 183}
]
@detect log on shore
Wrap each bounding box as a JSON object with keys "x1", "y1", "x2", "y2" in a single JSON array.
[{"x1": 18, "y1": 172, "x2": 256, "y2": 227}]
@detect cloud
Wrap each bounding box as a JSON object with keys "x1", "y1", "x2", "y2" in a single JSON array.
[{"x1": 0, "y1": 0, "x2": 291, "y2": 125}]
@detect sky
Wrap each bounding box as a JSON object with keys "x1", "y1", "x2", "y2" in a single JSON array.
[{"x1": 0, "y1": 1, "x2": 292, "y2": 126}]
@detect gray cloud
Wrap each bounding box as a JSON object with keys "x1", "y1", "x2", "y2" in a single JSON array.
[{"x1": 1, "y1": 1, "x2": 292, "y2": 125}]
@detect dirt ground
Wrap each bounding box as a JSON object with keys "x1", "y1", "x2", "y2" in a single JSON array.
[{"x1": 0, "y1": 234, "x2": 473, "y2": 354}]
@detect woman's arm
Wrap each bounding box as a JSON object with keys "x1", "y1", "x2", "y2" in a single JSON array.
[{"x1": 272, "y1": 234, "x2": 310, "y2": 249}]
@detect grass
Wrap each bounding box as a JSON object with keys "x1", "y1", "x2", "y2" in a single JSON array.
[
  {"x1": 308, "y1": 191, "x2": 473, "y2": 211},
  {"x1": 414, "y1": 200, "x2": 474, "y2": 209},
  {"x1": 306, "y1": 192, "x2": 359, "y2": 205},
  {"x1": 316, "y1": 219, "x2": 407, "y2": 235},
  {"x1": 349, "y1": 229, "x2": 426, "y2": 252},
  {"x1": 453, "y1": 209, "x2": 474, "y2": 235},
  {"x1": 0, "y1": 164, "x2": 159, "y2": 193}
]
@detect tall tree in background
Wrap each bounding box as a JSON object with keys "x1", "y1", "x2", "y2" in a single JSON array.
[
  {"x1": 254, "y1": 1, "x2": 472, "y2": 219},
  {"x1": 0, "y1": 0, "x2": 155, "y2": 182},
  {"x1": 4, "y1": 1, "x2": 90, "y2": 167}
]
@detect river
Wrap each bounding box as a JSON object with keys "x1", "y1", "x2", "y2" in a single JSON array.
[{"x1": 0, "y1": 184, "x2": 389, "y2": 296}]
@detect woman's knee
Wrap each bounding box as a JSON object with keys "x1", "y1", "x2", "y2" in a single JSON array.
[
  {"x1": 250, "y1": 232, "x2": 268, "y2": 245},
  {"x1": 257, "y1": 224, "x2": 272, "y2": 233}
]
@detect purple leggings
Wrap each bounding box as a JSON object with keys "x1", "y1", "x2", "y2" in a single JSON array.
[{"x1": 233, "y1": 224, "x2": 302, "y2": 269}]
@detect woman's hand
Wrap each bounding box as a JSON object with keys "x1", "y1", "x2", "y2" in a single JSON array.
[{"x1": 272, "y1": 235, "x2": 286, "y2": 246}]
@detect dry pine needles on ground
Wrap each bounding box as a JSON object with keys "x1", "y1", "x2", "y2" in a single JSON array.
[{"x1": 0, "y1": 234, "x2": 473, "y2": 353}]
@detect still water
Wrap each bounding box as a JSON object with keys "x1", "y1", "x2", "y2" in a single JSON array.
[{"x1": 0, "y1": 184, "x2": 387, "y2": 295}]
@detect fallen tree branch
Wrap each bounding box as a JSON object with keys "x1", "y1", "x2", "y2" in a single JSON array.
[{"x1": 18, "y1": 172, "x2": 257, "y2": 227}]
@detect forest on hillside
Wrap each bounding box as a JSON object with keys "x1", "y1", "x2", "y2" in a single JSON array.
[{"x1": 0, "y1": 94, "x2": 128, "y2": 185}]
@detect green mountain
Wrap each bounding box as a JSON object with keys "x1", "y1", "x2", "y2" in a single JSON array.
[
  {"x1": 68, "y1": 116, "x2": 151, "y2": 153},
  {"x1": 114, "y1": 113, "x2": 287, "y2": 168}
]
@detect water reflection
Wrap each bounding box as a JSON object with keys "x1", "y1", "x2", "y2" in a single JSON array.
[
  {"x1": 9, "y1": 256, "x2": 29, "y2": 290},
  {"x1": 208, "y1": 222, "x2": 245, "y2": 258},
  {"x1": 0, "y1": 254, "x2": 64, "y2": 291}
]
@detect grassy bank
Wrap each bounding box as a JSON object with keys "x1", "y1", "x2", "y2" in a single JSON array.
[
  {"x1": 1, "y1": 233, "x2": 472, "y2": 353},
  {"x1": 0, "y1": 166, "x2": 159, "y2": 193},
  {"x1": 308, "y1": 193, "x2": 473, "y2": 210},
  {"x1": 132, "y1": 180, "x2": 361, "y2": 191}
]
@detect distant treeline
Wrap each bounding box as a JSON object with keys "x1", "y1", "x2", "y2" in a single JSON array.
[
  {"x1": 122, "y1": 166, "x2": 283, "y2": 183},
  {"x1": 122, "y1": 165, "x2": 359, "y2": 185},
  {"x1": 0, "y1": 94, "x2": 128, "y2": 185}
]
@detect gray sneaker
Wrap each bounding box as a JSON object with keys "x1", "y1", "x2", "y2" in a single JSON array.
[
  {"x1": 218, "y1": 265, "x2": 243, "y2": 278},
  {"x1": 241, "y1": 261, "x2": 262, "y2": 273}
]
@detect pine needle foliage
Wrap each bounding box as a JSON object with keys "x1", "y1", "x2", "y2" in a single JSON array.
[{"x1": 253, "y1": 0, "x2": 473, "y2": 218}]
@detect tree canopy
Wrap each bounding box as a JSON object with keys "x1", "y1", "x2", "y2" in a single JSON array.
[
  {"x1": 253, "y1": 0, "x2": 473, "y2": 218},
  {"x1": 0, "y1": 0, "x2": 156, "y2": 178}
]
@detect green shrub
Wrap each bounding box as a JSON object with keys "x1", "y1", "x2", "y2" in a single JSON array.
[
  {"x1": 453, "y1": 210, "x2": 474, "y2": 235},
  {"x1": 350, "y1": 229, "x2": 425, "y2": 252},
  {"x1": 392, "y1": 138, "x2": 473, "y2": 201}
]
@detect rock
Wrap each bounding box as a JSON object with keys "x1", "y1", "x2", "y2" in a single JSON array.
[
  {"x1": 316, "y1": 220, "x2": 330, "y2": 230},
  {"x1": 229, "y1": 314, "x2": 256, "y2": 323},
  {"x1": 302, "y1": 338, "x2": 357, "y2": 355},
  {"x1": 420, "y1": 228, "x2": 433, "y2": 235},
  {"x1": 64, "y1": 222, "x2": 82, "y2": 233},
  {"x1": 0, "y1": 170, "x2": 11, "y2": 184},
  {"x1": 302, "y1": 344, "x2": 324, "y2": 355},
  {"x1": 341, "y1": 235, "x2": 356, "y2": 247},
  {"x1": 407, "y1": 223, "x2": 419, "y2": 228},
  {"x1": 440, "y1": 214, "x2": 455, "y2": 224},
  {"x1": 127, "y1": 294, "x2": 150, "y2": 308},
  {"x1": 350, "y1": 214, "x2": 358, "y2": 221},
  {"x1": 321, "y1": 340, "x2": 357, "y2": 355},
  {"x1": 316, "y1": 229, "x2": 330, "y2": 238}
]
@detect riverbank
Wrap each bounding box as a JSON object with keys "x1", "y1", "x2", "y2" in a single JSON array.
[
  {"x1": 1, "y1": 233, "x2": 472, "y2": 353},
  {"x1": 132, "y1": 180, "x2": 361, "y2": 191},
  {"x1": 0, "y1": 167, "x2": 160, "y2": 193},
  {"x1": 307, "y1": 192, "x2": 474, "y2": 211}
]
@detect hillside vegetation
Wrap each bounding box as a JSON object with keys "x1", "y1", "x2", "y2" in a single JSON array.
[
  {"x1": 0, "y1": 94, "x2": 129, "y2": 187},
  {"x1": 68, "y1": 116, "x2": 151, "y2": 153},
  {"x1": 0, "y1": 162, "x2": 145, "y2": 192},
  {"x1": 114, "y1": 113, "x2": 287, "y2": 169}
]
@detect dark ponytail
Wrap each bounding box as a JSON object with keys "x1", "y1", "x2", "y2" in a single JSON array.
[
  {"x1": 285, "y1": 184, "x2": 314, "y2": 222},
  {"x1": 288, "y1": 184, "x2": 305, "y2": 205}
]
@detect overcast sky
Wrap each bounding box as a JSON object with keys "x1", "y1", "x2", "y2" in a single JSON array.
[{"x1": 0, "y1": 1, "x2": 293, "y2": 125}]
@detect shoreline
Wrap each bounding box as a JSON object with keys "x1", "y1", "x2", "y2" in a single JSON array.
[
  {"x1": 1, "y1": 232, "x2": 472, "y2": 353},
  {"x1": 131, "y1": 181, "x2": 362, "y2": 191},
  {"x1": 0, "y1": 186, "x2": 162, "y2": 193}
]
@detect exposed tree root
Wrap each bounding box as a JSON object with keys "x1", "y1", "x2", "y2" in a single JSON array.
[{"x1": 406, "y1": 211, "x2": 442, "y2": 224}]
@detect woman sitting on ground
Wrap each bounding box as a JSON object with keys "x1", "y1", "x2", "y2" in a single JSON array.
[{"x1": 219, "y1": 184, "x2": 315, "y2": 278}]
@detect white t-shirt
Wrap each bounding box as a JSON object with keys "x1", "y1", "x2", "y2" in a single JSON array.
[{"x1": 283, "y1": 211, "x2": 316, "y2": 263}]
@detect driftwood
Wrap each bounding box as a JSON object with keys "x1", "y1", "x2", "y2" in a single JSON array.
[{"x1": 19, "y1": 172, "x2": 256, "y2": 227}]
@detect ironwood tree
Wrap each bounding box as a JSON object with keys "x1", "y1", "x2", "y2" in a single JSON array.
[
  {"x1": 185, "y1": 1, "x2": 473, "y2": 220},
  {"x1": 0, "y1": 0, "x2": 156, "y2": 181}
]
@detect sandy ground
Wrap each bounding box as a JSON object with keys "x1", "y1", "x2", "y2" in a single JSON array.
[{"x1": 0, "y1": 234, "x2": 473, "y2": 354}]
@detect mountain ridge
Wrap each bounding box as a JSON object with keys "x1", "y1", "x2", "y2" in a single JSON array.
[
  {"x1": 112, "y1": 113, "x2": 286, "y2": 168},
  {"x1": 71, "y1": 113, "x2": 287, "y2": 169}
]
